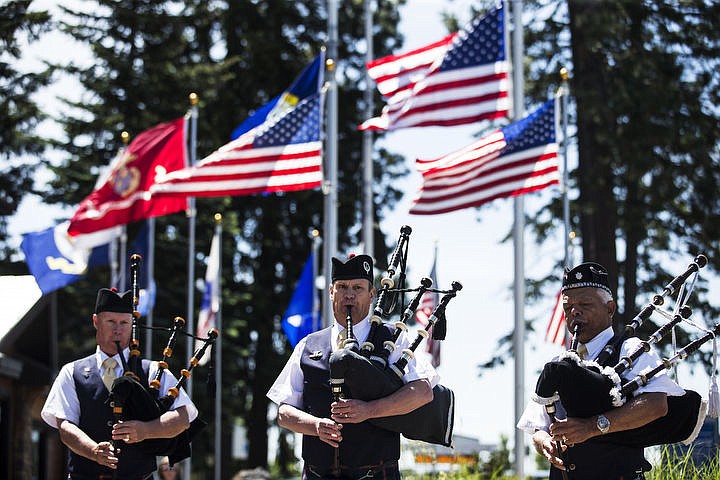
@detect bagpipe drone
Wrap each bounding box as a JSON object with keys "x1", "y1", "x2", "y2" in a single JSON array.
[
  {"x1": 108, "y1": 254, "x2": 219, "y2": 466},
  {"x1": 329, "y1": 225, "x2": 460, "y2": 448},
  {"x1": 533, "y1": 255, "x2": 711, "y2": 477}
]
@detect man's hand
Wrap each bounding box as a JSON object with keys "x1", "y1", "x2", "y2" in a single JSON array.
[
  {"x1": 331, "y1": 398, "x2": 372, "y2": 424},
  {"x1": 111, "y1": 420, "x2": 147, "y2": 444},
  {"x1": 92, "y1": 441, "x2": 118, "y2": 469},
  {"x1": 315, "y1": 418, "x2": 343, "y2": 447},
  {"x1": 549, "y1": 417, "x2": 596, "y2": 446},
  {"x1": 532, "y1": 430, "x2": 567, "y2": 471}
]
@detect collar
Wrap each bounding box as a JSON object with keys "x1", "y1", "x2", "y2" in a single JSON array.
[
  {"x1": 331, "y1": 314, "x2": 371, "y2": 350},
  {"x1": 95, "y1": 345, "x2": 129, "y2": 370},
  {"x1": 583, "y1": 327, "x2": 614, "y2": 360}
]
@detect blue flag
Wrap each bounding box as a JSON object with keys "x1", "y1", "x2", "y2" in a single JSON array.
[
  {"x1": 231, "y1": 54, "x2": 325, "y2": 140},
  {"x1": 20, "y1": 222, "x2": 118, "y2": 295},
  {"x1": 282, "y1": 252, "x2": 318, "y2": 347}
]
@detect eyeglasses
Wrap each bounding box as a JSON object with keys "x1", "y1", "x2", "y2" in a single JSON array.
[{"x1": 159, "y1": 466, "x2": 175, "y2": 472}]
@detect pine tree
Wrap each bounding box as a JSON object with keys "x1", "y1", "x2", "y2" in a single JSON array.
[
  {"x1": 478, "y1": 0, "x2": 720, "y2": 370},
  {"x1": 523, "y1": 0, "x2": 720, "y2": 329},
  {"x1": 0, "y1": 0, "x2": 50, "y2": 266},
  {"x1": 33, "y1": 0, "x2": 408, "y2": 475}
]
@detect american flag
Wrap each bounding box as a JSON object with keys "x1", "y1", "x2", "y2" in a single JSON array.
[
  {"x1": 415, "y1": 247, "x2": 441, "y2": 368},
  {"x1": 151, "y1": 93, "x2": 323, "y2": 197},
  {"x1": 196, "y1": 227, "x2": 220, "y2": 365},
  {"x1": 546, "y1": 290, "x2": 567, "y2": 346},
  {"x1": 360, "y1": 4, "x2": 510, "y2": 131},
  {"x1": 409, "y1": 99, "x2": 559, "y2": 215}
]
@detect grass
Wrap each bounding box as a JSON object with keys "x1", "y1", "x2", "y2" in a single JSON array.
[{"x1": 401, "y1": 445, "x2": 720, "y2": 480}]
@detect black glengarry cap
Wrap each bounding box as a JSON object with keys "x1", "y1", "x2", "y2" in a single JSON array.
[
  {"x1": 95, "y1": 288, "x2": 133, "y2": 314},
  {"x1": 331, "y1": 254, "x2": 374, "y2": 283},
  {"x1": 562, "y1": 262, "x2": 612, "y2": 296}
]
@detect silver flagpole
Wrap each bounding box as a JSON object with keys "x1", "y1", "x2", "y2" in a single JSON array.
[
  {"x1": 110, "y1": 236, "x2": 119, "y2": 288},
  {"x1": 183, "y1": 93, "x2": 198, "y2": 480},
  {"x1": 559, "y1": 68, "x2": 571, "y2": 268},
  {"x1": 323, "y1": 0, "x2": 339, "y2": 327},
  {"x1": 361, "y1": 0, "x2": 374, "y2": 258},
  {"x1": 213, "y1": 213, "x2": 223, "y2": 480},
  {"x1": 119, "y1": 225, "x2": 128, "y2": 289},
  {"x1": 312, "y1": 229, "x2": 322, "y2": 333},
  {"x1": 145, "y1": 217, "x2": 156, "y2": 359},
  {"x1": 558, "y1": 68, "x2": 573, "y2": 347},
  {"x1": 510, "y1": 0, "x2": 526, "y2": 477}
]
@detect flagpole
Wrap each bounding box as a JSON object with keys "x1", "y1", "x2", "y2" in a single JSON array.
[
  {"x1": 559, "y1": 67, "x2": 571, "y2": 268},
  {"x1": 509, "y1": 0, "x2": 526, "y2": 477},
  {"x1": 145, "y1": 217, "x2": 156, "y2": 359},
  {"x1": 183, "y1": 93, "x2": 198, "y2": 480},
  {"x1": 111, "y1": 131, "x2": 130, "y2": 289},
  {"x1": 110, "y1": 237, "x2": 119, "y2": 288},
  {"x1": 213, "y1": 213, "x2": 223, "y2": 480},
  {"x1": 558, "y1": 68, "x2": 573, "y2": 348},
  {"x1": 323, "y1": 0, "x2": 339, "y2": 327},
  {"x1": 119, "y1": 226, "x2": 128, "y2": 289},
  {"x1": 312, "y1": 229, "x2": 322, "y2": 332},
  {"x1": 361, "y1": 0, "x2": 374, "y2": 258}
]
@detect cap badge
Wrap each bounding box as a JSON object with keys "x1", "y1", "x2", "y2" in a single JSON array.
[
  {"x1": 363, "y1": 261, "x2": 371, "y2": 274},
  {"x1": 575, "y1": 272, "x2": 583, "y2": 280}
]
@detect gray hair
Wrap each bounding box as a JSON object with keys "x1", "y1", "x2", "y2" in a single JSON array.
[{"x1": 596, "y1": 287, "x2": 614, "y2": 304}]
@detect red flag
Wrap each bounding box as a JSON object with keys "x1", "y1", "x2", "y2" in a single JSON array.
[
  {"x1": 546, "y1": 290, "x2": 567, "y2": 347},
  {"x1": 415, "y1": 248, "x2": 441, "y2": 367},
  {"x1": 409, "y1": 99, "x2": 559, "y2": 215},
  {"x1": 67, "y1": 118, "x2": 187, "y2": 236},
  {"x1": 360, "y1": 5, "x2": 510, "y2": 131}
]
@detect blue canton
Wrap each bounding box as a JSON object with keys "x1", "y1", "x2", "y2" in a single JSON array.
[
  {"x1": 439, "y1": 5, "x2": 505, "y2": 72},
  {"x1": 500, "y1": 100, "x2": 556, "y2": 156},
  {"x1": 254, "y1": 94, "x2": 321, "y2": 148}
]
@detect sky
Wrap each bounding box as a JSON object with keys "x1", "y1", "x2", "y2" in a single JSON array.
[{"x1": 7, "y1": 0, "x2": 718, "y2": 474}]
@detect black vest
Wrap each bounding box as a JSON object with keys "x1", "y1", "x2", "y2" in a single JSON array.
[
  {"x1": 70, "y1": 354, "x2": 156, "y2": 477},
  {"x1": 300, "y1": 325, "x2": 400, "y2": 468},
  {"x1": 550, "y1": 338, "x2": 651, "y2": 480}
]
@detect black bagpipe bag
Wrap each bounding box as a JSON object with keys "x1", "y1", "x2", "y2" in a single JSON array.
[
  {"x1": 330, "y1": 348, "x2": 455, "y2": 447},
  {"x1": 109, "y1": 375, "x2": 207, "y2": 464},
  {"x1": 534, "y1": 356, "x2": 705, "y2": 447}
]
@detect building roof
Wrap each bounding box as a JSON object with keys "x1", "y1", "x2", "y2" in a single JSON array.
[{"x1": 0, "y1": 276, "x2": 42, "y2": 344}]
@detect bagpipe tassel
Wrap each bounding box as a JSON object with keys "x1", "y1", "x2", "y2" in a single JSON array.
[{"x1": 708, "y1": 336, "x2": 720, "y2": 418}]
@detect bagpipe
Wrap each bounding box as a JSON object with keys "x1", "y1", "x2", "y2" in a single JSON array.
[
  {"x1": 108, "y1": 254, "x2": 219, "y2": 465},
  {"x1": 533, "y1": 255, "x2": 710, "y2": 461},
  {"x1": 329, "y1": 226, "x2": 460, "y2": 447}
]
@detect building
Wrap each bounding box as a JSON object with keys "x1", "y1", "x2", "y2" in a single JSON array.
[{"x1": 0, "y1": 275, "x2": 63, "y2": 479}]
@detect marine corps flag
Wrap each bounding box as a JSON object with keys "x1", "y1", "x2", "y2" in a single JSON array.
[{"x1": 67, "y1": 118, "x2": 188, "y2": 236}]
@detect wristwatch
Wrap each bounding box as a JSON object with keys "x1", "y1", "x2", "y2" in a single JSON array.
[{"x1": 596, "y1": 414, "x2": 611, "y2": 434}]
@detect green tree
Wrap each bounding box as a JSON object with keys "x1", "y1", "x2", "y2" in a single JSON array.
[
  {"x1": 481, "y1": 0, "x2": 720, "y2": 371},
  {"x1": 29, "y1": 0, "x2": 409, "y2": 476},
  {"x1": 0, "y1": 0, "x2": 50, "y2": 267},
  {"x1": 525, "y1": 0, "x2": 720, "y2": 327}
]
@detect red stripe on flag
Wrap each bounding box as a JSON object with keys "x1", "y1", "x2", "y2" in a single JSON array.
[{"x1": 546, "y1": 290, "x2": 566, "y2": 346}]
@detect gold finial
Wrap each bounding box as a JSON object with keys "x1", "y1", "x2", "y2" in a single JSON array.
[
  {"x1": 560, "y1": 67, "x2": 569, "y2": 81},
  {"x1": 569, "y1": 230, "x2": 576, "y2": 240},
  {"x1": 325, "y1": 58, "x2": 335, "y2": 71},
  {"x1": 189, "y1": 92, "x2": 199, "y2": 105},
  {"x1": 214, "y1": 213, "x2": 222, "y2": 224},
  {"x1": 121, "y1": 130, "x2": 130, "y2": 144},
  {"x1": 312, "y1": 229, "x2": 320, "y2": 238}
]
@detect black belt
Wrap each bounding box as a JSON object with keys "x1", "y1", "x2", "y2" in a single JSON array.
[
  {"x1": 304, "y1": 460, "x2": 399, "y2": 480},
  {"x1": 68, "y1": 474, "x2": 153, "y2": 480}
]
